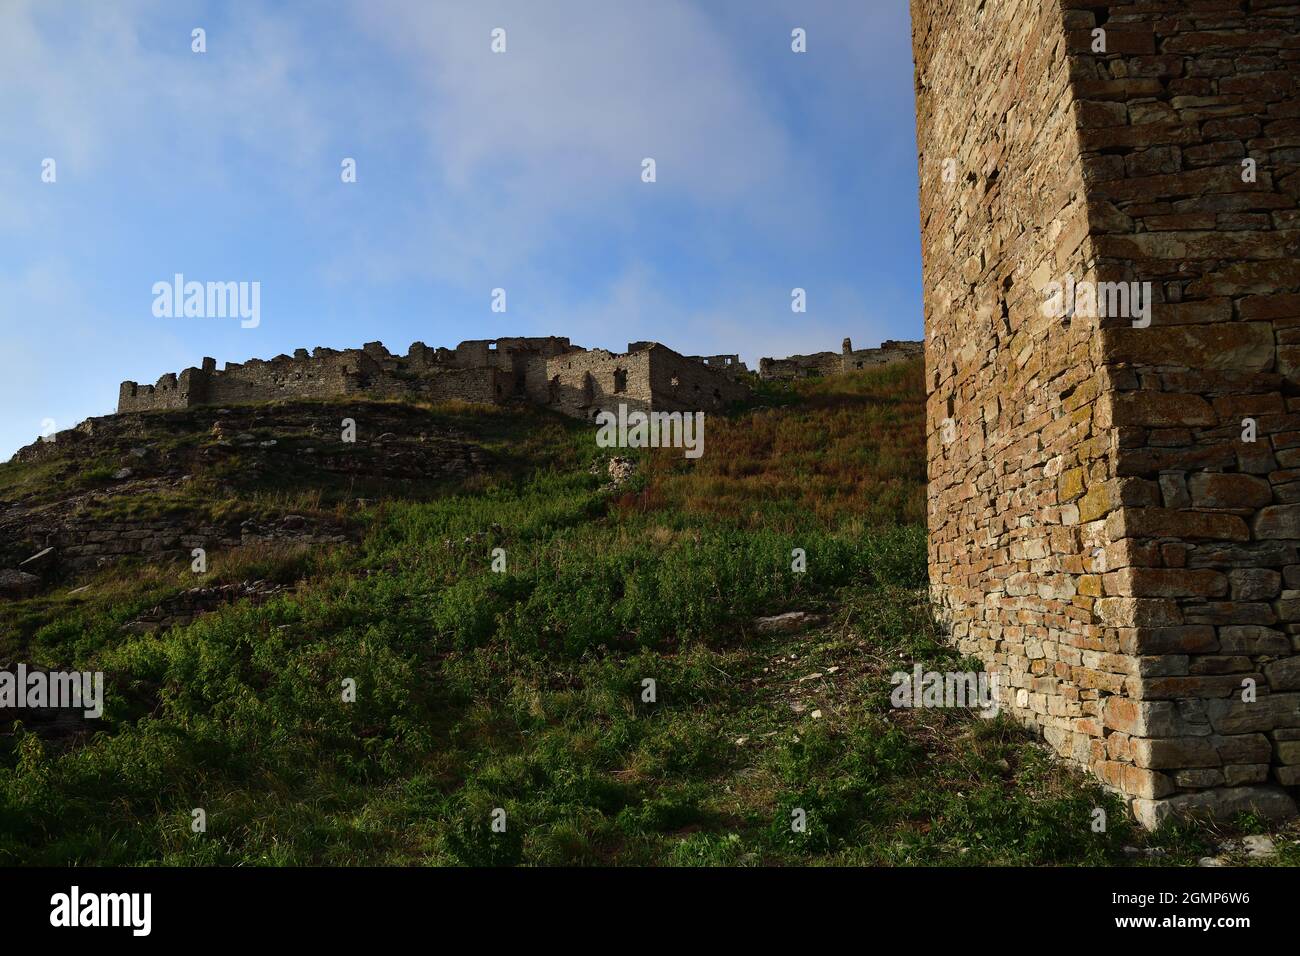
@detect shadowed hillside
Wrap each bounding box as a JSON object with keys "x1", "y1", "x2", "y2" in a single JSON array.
[{"x1": 2, "y1": 358, "x2": 1294, "y2": 866}]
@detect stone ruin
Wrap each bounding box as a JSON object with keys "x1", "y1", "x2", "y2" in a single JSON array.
[
  {"x1": 915, "y1": 0, "x2": 1300, "y2": 825},
  {"x1": 685, "y1": 352, "x2": 751, "y2": 380},
  {"x1": 758, "y1": 338, "x2": 923, "y2": 381},
  {"x1": 116, "y1": 334, "x2": 925, "y2": 422},
  {"x1": 118, "y1": 337, "x2": 751, "y2": 421}
]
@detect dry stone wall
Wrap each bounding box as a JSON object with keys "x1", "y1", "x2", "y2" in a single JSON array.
[
  {"x1": 545, "y1": 348, "x2": 656, "y2": 419},
  {"x1": 118, "y1": 343, "x2": 513, "y2": 412},
  {"x1": 117, "y1": 337, "x2": 748, "y2": 422},
  {"x1": 645, "y1": 345, "x2": 751, "y2": 414},
  {"x1": 686, "y1": 353, "x2": 751, "y2": 380},
  {"x1": 542, "y1": 343, "x2": 749, "y2": 420},
  {"x1": 759, "y1": 338, "x2": 923, "y2": 381},
  {"x1": 3, "y1": 402, "x2": 488, "y2": 576},
  {"x1": 915, "y1": 0, "x2": 1300, "y2": 825}
]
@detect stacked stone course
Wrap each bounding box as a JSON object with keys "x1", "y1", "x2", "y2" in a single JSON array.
[
  {"x1": 2, "y1": 401, "x2": 487, "y2": 574},
  {"x1": 915, "y1": 0, "x2": 1300, "y2": 824}
]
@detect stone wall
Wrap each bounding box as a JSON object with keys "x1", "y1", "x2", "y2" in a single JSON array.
[
  {"x1": 542, "y1": 342, "x2": 749, "y2": 419},
  {"x1": 648, "y1": 344, "x2": 751, "y2": 413},
  {"x1": 117, "y1": 342, "x2": 513, "y2": 413},
  {"x1": 758, "y1": 338, "x2": 923, "y2": 381},
  {"x1": 1080, "y1": 0, "x2": 1300, "y2": 823},
  {"x1": 686, "y1": 353, "x2": 751, "y2": 380},
  {"x1": 915, "y1": 0, "x2": 1300, "y2": 825},
  {"x1": 545, "y1": 348, "x2": 655, "y2": 419},
  {"x1": 2, "y1": 401, "x2": 488, "y2": 576},
  {"x1": 117, "y1": 336, "x2": 748, "y2": 422}
]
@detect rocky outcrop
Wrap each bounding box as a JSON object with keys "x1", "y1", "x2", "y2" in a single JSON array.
[
  {"x1": 123, "y1": 579, "x2": 293, "y2": 634},
  {"x1": 1, "y1": 401, "x2": 488, "y2": 581},
  {"x1": 0, "y1": 570, "x2": 41, "y2": 600}
]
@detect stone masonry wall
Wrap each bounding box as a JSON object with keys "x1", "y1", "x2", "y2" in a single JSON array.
[
  {"x1": 540, "y1": 343, "x2": 750, "y2": 419},
  {"x1": 117, "y1": 343, "x2": 509, "y2": 413},
  {"x1": 915, "y1": 0, "x2": 1114, "y2": 810},
  {"x1": 915, "y1": 0, "x2": 1300, "y2": 825},
  {"x1": 686, "y1": 353, "x2": 751, "y2": 380},
  {"x1": 1077, "y1": 0, "x2": 1300, "y2": 824},
  {"x1": 117, "y1": 337, "x2": 747, "y2": 423},
  {"x1": 647, "y1": 345, "x2": 752, "y2": 413},
  {"x1": 758, "y1": 339, "x2": 923, "y2": 381},
  {"x1": 545, "y1": 348, "x2": 655, "y2": 419}
]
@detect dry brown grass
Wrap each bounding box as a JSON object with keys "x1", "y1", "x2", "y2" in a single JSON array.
[{"x1": 646, "y1": 359, "x2": 926, "y2": 531}]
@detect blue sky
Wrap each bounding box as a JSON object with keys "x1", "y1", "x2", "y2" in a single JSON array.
[{"x1": 0, "y1": 0, "x2": 921, "y2": 460}]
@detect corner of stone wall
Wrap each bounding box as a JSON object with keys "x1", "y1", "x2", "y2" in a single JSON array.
[{"x1": 915, "y1": 0, "x2": 1300, "y2": 827}]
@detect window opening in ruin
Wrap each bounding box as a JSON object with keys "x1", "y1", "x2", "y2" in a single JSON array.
[{"x1": 614, "y1": 368, "x2": 628, "y2": 393}]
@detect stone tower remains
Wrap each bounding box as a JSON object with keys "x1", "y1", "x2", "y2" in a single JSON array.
[{"x1": 914, "y1": 0, "x2": 1300, "y2": 825}]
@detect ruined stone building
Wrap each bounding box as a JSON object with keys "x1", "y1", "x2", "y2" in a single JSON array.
[
  {"x1": 117, "y1": 337, "x2": 751, "y2": 420},
  {"x1": 916, "y1": 0, "x2": 1300, "y2": 824},
  {"x1": 685, "y1": 353, "x2": 751, "y2": 380},
  {"x1": 758, "y1": 338, "x2": 923, "y2": 381}
]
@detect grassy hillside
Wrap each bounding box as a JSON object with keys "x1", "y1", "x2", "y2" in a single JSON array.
[{"x1": 1, "y1": 359, "x2": 1295, "y2": 866}]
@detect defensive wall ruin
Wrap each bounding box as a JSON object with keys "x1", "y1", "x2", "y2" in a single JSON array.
[
  {"x1": 758, "y1": 338, "x2": 924, "y2": 381},
  {"x1": 117, "y1": 337, "x2": 752, "y2": 421},
  {"x1": 117, "y1": 335, "x2": 925, "y2": 421}
]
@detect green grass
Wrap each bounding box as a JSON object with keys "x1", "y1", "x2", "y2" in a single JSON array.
[{"x1": 1, "y1": 360, "x2": 1294, "y2": 865}]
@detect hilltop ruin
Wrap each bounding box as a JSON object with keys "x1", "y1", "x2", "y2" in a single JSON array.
[
  {"x1": 759, "y1": 338, "x2": 923, "y2": 381},
  {"x1": 117, "y1": 337, "x2": 751, "y2": 420},
  {"x1": 117, "y1": 335, "x2": 925, "y2": 419}
]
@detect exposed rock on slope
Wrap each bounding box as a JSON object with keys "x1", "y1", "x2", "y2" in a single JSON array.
[{"x1": 1, "y1": 400, "x2": 490, "y2": 586}]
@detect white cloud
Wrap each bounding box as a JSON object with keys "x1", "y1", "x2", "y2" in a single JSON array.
[
  {"x1": 0, "y1": 1, "x2": 329, "y2": 190},
  {"x1": 331, "y1": 0, "x2": 808, "y2": 283},
  {"x1": 358, "y1": 0, "x2": 791, "y2": 200}
]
